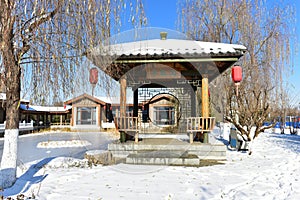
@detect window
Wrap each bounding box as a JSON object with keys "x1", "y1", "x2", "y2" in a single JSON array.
[
  {"x1": 76, "y1": 107, "x2": 96, "y2": 125},
  {"x1": 153, "y1": 106, "x2": 175, "y2": 125}
]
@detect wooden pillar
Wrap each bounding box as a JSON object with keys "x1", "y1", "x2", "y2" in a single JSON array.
[
  {"x1": 133, "y1": 89, "x2": 138, "y2": 117},
  {"x1": 98, "y1": 105, "x2": 101, "y2": 128},
  {"x1": 202, "y1": 75, "x2": 209, "y2": 118},
  {"x1": 60, "y1": 115, "x2": 63, "y2": 126},
  {"x1": 71, "y1": 106, "x2": 75, "y2": 126},
  {"x1": 120, "y1": 77, "x2": 127, "y2": 142},
  {"x1": 202, "y1": 75, "x2": 209, "y2": 143},
  {"x1": 120, "y1": 77, "x2": 127, "y2": 117},
  {"x1": 37, "y1": 114, "x2": 40, "y2": 125}
]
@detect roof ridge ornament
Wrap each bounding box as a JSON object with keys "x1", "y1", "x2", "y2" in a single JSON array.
[{"x1": 160, "y1": 32, "x2": 167, "y2": 40}]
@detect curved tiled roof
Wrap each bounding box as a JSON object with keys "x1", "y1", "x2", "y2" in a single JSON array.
[
  {"x1": 91, "y1": 39, "x2": 246, "y2": 58},
  {"x1": 88, "y1": 38, "x2": 247, "y2": 82}
]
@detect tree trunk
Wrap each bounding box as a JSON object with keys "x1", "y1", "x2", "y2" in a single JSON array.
[{"x1": 0, "y1": 23, "x2": 20, "y2": 189}]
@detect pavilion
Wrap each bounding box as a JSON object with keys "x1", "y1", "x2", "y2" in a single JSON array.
[{"x1": 88, "y1": 32, "x2": 246, "y2": 144}]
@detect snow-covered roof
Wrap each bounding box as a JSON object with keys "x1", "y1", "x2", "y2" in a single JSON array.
[
  {"x1": 95, "y1": 96, "x2": 134, "y2": 105},
  {"x1": 64, "y1": 93, "x2": 133, "y2": 106},
  {"x1": 91, "y1": 38, "x2": 246, "y2": 57},
  {"x1": 30, "y1": 105, "x2": 71, "y2": 112},
  {"x1": 19, "y1": 104, "x2": 71, "y2": 112},
  {"x1": 89, "y1": 37, "x2": 247, "y2": 82}
]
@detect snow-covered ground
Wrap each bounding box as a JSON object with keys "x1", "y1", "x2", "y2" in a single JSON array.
[
  {"x1": 1, "y1": 129, "x2": 300, "y2": 200},
  {"x1": 37, "y1": 140, "x2": 92, "y2": 148}
]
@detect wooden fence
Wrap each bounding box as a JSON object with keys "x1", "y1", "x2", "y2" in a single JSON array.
[
  {"x1": 115, "y1": 116, "x2": 140, "y2": 143},
  {"x1": 186, "y1": 117, "x2": 216, "y2": 143}
]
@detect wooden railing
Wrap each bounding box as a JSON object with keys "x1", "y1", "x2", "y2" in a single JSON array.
[
  {"x1": 186, "y1": 117, "x2": 216, "y2": 143},
  {"x1": 50, "y1": 122, "x2": 70, "y2": 126},
  {"x1": 115, "y1": 116, "x2": 140, "y2": 143},
  {"x1": 0, "y1": 121, "x2": 34, "y2": 133},
  {"x1": 114, "y1": 116, "x2": 216, "y2": 144}
]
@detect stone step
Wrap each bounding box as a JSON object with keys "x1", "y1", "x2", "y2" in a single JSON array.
[
  {"x1": 108, "y1": 142, "x2": 226, "y2": 152},
  {"x1": 125, "y1": 150, "x2": 200, "y2": 166}
]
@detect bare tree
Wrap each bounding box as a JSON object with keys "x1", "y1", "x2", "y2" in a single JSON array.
[
  {"x1": 178, "y1": 0, "x2": 296, "y2": 142},
  {"x1": 0, "y1": 0, "x2": 146, "y2": 188}
]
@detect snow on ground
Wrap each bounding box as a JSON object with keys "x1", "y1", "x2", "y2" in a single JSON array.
[
  {"x1": 1, "y1": 129, "x2": 300, "y2": 200},
  {"x1": 37, "y1": 140, "x2": 91, "y2": 148}
]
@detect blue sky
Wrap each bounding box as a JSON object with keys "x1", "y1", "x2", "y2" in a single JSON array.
[
  {"x1": 143, "y1": 0, "x2": 300, "y2": 106},
  {"x1": 143, "y1": 0, "x2": 177, "y2": 30}
]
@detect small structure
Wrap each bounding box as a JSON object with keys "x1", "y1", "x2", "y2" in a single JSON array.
[
  {"x1": 0, "y1": 92, "x2": 71, "y2": 133},
  {"x1": 86, "y1": 32, "x2": 246, "y2": 165},
  {"x1": 19, "y1": 104, "x2": 71, "y2": 127},
  {"x1": 88, "y1": 33, "x2": 246, "y2": 143},
  {"x1": 64, "y1": 93, "x2": 105, "y2": 131},
  {"x1": 63, "y1": 93, "x2": 142, "y2": 131}
]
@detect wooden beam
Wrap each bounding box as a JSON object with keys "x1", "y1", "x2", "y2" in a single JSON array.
[{"x1": 113, "y1": 57, "x2": 238, "y2": 64}]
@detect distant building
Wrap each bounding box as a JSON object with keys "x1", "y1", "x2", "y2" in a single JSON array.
[
  {"x1": 1, "y1": 92, "x2": 143, "y2": 132},
  {"x1": 64, "y1": 93, "x2": 140, "y2": 131}
]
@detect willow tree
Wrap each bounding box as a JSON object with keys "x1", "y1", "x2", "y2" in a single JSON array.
[
  {"x1": 0, "y1": 0, "x2": 146, "y2": 189},
  {"x1": 178, "y1": 0, "x2": 295, "y2": 141}
]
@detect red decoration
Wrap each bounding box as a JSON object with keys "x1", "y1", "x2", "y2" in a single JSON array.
[
  {"x1": 89, "y1": 68, "x2": 98, "y2": 85},
  {"x1": 231, "y1": 65, "x2": 242, "y2": 96},
  {"x1": 231, "y1": 65, "x2": 242, "y2": 83},
  {"x1": 64, "y1": 104, "x2": 66, "y2": 109}
]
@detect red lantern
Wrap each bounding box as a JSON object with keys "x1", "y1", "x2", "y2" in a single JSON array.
[
  {"x1": 231, "y1": 66, "x2": 242, "y2": 96},
  {"x1": 231, "y1": 65, "x2": 242, "y2": 83},
  {"x1": 89, "y1": 68, "x2": 98, "y2": 85},
  {"x1": 64, "y1": 104, "x2": 66, "y2": 109}
]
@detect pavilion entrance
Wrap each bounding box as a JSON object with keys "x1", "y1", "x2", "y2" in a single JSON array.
[
  {"x1": 112, "y1": 61, "x2": 217, "y2": 143},
  {"x1": 134, "y1": 86, "x2": 194, "y2": 134}
]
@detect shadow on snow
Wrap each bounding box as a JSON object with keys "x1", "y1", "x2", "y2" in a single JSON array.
[
  {"x1": 268, "y1": 132, "x2": 300, "y2": 154},
  {"x1": 2, "y1": 157, "x2": 56, "y2": 197}
]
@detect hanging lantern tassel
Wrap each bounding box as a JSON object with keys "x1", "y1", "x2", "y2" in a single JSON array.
[{"x1": 235, "y1": 82, "x2": 240, "y2": 97}]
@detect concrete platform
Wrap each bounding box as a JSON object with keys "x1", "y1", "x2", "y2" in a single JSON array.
[{"x1": 108, "y1": 138, "x2": 226, "y2": 166}]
